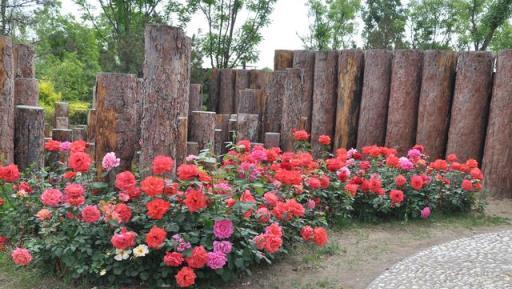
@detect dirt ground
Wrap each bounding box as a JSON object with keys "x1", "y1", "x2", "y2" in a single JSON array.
[{"x1": 1, "y1": 198, "x2": 511, "y2": 289}]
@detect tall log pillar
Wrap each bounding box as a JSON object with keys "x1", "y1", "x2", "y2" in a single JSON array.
[
  {"x1": 208, "y1": 69, "x2": 220, "y2": 112},
  {"x1": 483, "y1": 50, "x2": 512, "y2": 198},
  {"x1": 446, "y1": 52, "x2": 493, "y2": 162},
  {"x1": 0, "y1": 36, "x2": 14, "y2": 164},
  {"x1": 139, "y1": 25, "x2": 191, "y2": 171},
  {"x1": 95, "y1": 73, "x2": 138, "y2": 177},
  {"x1": 14, "y1": 78, "x2": 38, "y2": 106},
  {"x1": 293, "y1": 50, "x2": 315, "y2": 132},
  {"x1": 356, "y1": 50, "x2": 392, "y2": 148},
  {"x1": 264, "y1": 71, "x2": 286, "y2": 135},
  {"x1": 189, "y1": 84, "x2": 202, "y2": 116},
  {"x1": 334, "y1": 49, "x2": 364, "y2": 150},
  {"x1": 13, "y1": 44, "x2": 35, "y2": 78},
  {"x1": 87, "y1": 109, "x2": 97, "y2": 143},
  {"x1": 218, "y1": 69, "x2": 235, "y2": 114},
  {"x1": 311, "y1": 51, "x2": 338, "y2": 156},
  {"x1": 237, "y1": 89, "x2": 259, "y2": 114},
  {"x1": 274, "y1": 50, "x2": 294, "y2": 70},
  {"x1": 385, "y1": 50, "x2": 423, "y2": 155},
  {"x1": 280, "y1": 68, "x2": 304, "y2": 151},
  {"x1": 190, "y1": 111, "x2": 216, "y2": 151},
  {"x1": 176, "y1": 116, "x2": 188, "y2": 165},
  {"x1": 416, "y1": 51, "x2": 456, "y2": 159},
  {"x1": 237, "y1": 114, "x2": 259, "y2": 142},
  {"x1": 14, "y1": 105, "x2": 44, "y2": 170},
  {"x1": 234, "y1": 70, "x2": 250, "y2": 112}
]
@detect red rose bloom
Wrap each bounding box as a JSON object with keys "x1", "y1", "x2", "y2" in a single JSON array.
[
  {"x1": 141, "y1": 176, "x2": 165, "y2": 197},
  {"x1": 313, "y1": 227, "x2": 328, "y2": 246},
  {"x1": 300, "y1": 226, "x2": 314, "y2": 241},
  {"x1": 0, "y1": 164, "x2": 20, "y2": 183},
  {"x1": 185, "y1": 246, "x2": 208, "y2": 269},
  {"x1": 115, "y1": 171, "x2": 137, "y2": 191},
  {"x1": 44, "y1": 140, "x2": 61, "y2": 151},
  {"x1": 447, "y1": 153, "x2": 457, "y2": 162},
  {"x1": 111, "y1": 228, "x2": 137, "y2": 250},
  {"x1": 146, "y1": 198, "x2": 170, "y2": 220},
  {"x1": 318, "y1": 135, "x2": 331, "y2": 145},
  {"x1": 275, "y1": 169, "x2": 302, "y2": 186},
  {"x1": 70, "y1": 140, "x2": 87, "y2": 153},
  {"x1": 461, "y1": 179, "x2": 473, "y2": 191},
  {"x1": 177, "y1": 164, "x2": 200, "y2": 180},
  {"x1": 293, "y1": 130, "x2": 309, "y2": 141},
  {"x1": 63, "y1": 171, "x2": 76, "y2": 180},
  {"x1": 307, "y1": 177, "x2": 321, "y2": 189},
  {"x1": 389, "y1": 189, "x2": 405, "y2": 204},
  {"x1": 264, "y1": 234, "x2": 282, "y2": 253},
  {"x1": 145, "y1": 226, "x2": 167, "y2": 249},
  {"x1": 152, "y1": 155, "x2": 174, "y2": 175},
  {"x1": 183, "y1": 188, "x2": 208, "y2": 213},
  {"x1": 164, "y1": 252, "x2": 184, "y2": 267},
  {"x1": 345, "y1": 183, "x2": 358, "y2": 196},
  {"x1": 68, "y1": 152, "x2": 92, "y2": 172},
  {"x1": 410, "y1": 175, "x2": 424, "y2": 191},
  {"x1": 326, "y1": 158, "x2": 343, "y2": 171},
  {"x1": 64, "y1": 183, "x2": 85, "y2": 206},
  {"x1": 81, "y1": 205, "x2": 101, "y2": 223},
  {"x1": 113, "y1": 203, "x2": 132, "y2": 223},
  {"x1": 395, "y1": 175, "x2": 407, "y2": 187},
  {"x1": 386, "y1": 155, "x2": 400, "y2": 168},
  {"x1": 175, "y1": 266, "x2": 196, "y2": 288}
]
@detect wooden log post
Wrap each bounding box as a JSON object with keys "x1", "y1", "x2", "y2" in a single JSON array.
[
  {"x1": 446, "y1": 52, "x2": 494, "y2": 162},
  {"x1": 293, "y1": 50, "x2": 315, "y2": 132},
  {"x1": 234, "y1": 70, "x2": 250, "y2": 112},
  {"x1": 385, "y1": 50, "x2": 423, "y2": 155},
  {"x1": 208, "y1": 69, "x2": 220, "y2": 112},
  {"x1": 237, "y1": 89, "x2": 259, "y2": 114},
  {"x1": 415, "y1": 51, "x2": 457, "y2": 159},
  {"x1": 140, "y1": 25, "x2": 191, "y2": 171},
  {"x1": 483, "y1": 50, "x2": 512, "y2": 198},
  {"x1": 0, "y1": 36, "x2": 14, "y2": 164},
  {"x1": 189, "y1": 84, "x2": 202, "y2": 116},
  {"x1": 14, "y1": 105, "x2": 44, "y2": 170},
  {"x1": 55, "y1": 117, "x2": 69, "y2": 129},
  {"x1": 14, "y1": 78, "x2": 38, "y2": 106},
  {"x1": 72, "y1": 125, "x2": 87, "y2": 141},
  {"x1": 214, "y1": 129, "x2": 223, "y2": 155},
  {"x1": 87, "y1": 109, "x2": 97, "y2": 143},
  {"x1": 249, "y1": 70, "x2": 272, "y2": 90},
  {"x1": 311, "y1": 51, "x2": 338, "y2": 156},
  {"x1": 218, "y1": 69, "x2": 235, "y2": 114},
  {"x1": 135, "y1": 78, "x2": 143, "y2": 151},
  {"x1": 237, "y1": 113, "x2": 260, "y2": 142},
  {"x1": 281, "y1": 68, "x2": 304, "y2": 151},
  {"x1": 274, "y1": 50, "x2": 294, "y2": 70},
  {"x1": 13, "y1": 44, "x2": 35, "y2": 78},
  {"x1": 94, "y1": 73, "x2": 138, "y2": 177},
  {"x1": 334, "y1": 49, "x2": 364, "y2": 150},
  {"x1": 265, "y1": 132, "x2": 281, "y2": 148},
  {"x1": 52, "y1": 129, "x2": 72, "y2": 142},
  {"x1": 216, "y1": 113, "x2": 231, "y2": 148},
  {"x1": 54, "y1": 101, "x2": 69, "y2": 128},
  {"x1": 264, "y1": 71, "x2": 286, "y2": 136},
  {"x1": 356, "y1": 50, "x2": 392, "y2": 149},
  {"x1": 187, "y1": 141, "x2": 199, "y2": 156},
  {"x1": 176, "y1": 116, "x2": 188, "y2": 166},
  {"x1": 190, "y1": 111, "x2": 216, "y2": 151}
]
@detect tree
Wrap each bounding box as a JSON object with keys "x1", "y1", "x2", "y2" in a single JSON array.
[
  {"x1": 0, "y1": 0, "x2": 48, "y2": 38},
  {"x1": 362, "y1": 0, "x2": 407, "y2": 49},
  {"x1": 196, "y1": 0, "x2": 277, "y2": 69},
  {"x1": 301, "y1": 0, "x2": 361, "y2": 50}
]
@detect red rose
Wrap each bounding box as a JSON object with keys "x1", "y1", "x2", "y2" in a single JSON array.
[
  {"x1": 111, "y1": 228, "x2": 137, "y2": 250},
  {"x1": 175, "y1": 266, "x2": 196, "y2": 288},
  {"x1": 240, "y1": 190, "x2": 256, "y2": 203},
  {"x1": 68, "y1": 152, "x2": 92, "y2": 172},
  {"x1": 307, "y1": 177, "x2": 321, "y2": 189},
  {"x1": 264, "y1": 234, "x2": 282, "y2": 253},
  {"x1": 0, "y1": 197, "x2": 4, "y2": 206},
  {"x1": 45, "y1": 140, "x2": 61, "y2": 152},
  {"x1": 265, "y1": 223, "x2": 283, "y2": 238},
  {"x1": 461, "y1": 179, "x2": 473, "y2": 191},
  {"x1": 286, "y1": 199, "x2": 305, "y2": 218},
  {"x1": 386, "y1": 155, "x2": 400, "y2": 168},
  {"x1": 18, "y1": 182, "x2": 32, "y2": 193},
  {"x1": 318, "y1": 135, "x2": 331, "y2": 145},
  {"x1": 313, "y1": 227, "x2": 328, "y2": 246},
  {"x1": 345, "y1": 183, "x2": 358, "y2": 196},
  {"x1": 152, "y1": 155, "x2": 174, "y2": 175},
  {"x1": 63, "y1": 171, "x2": 76, "y2": 180},
  {"x1": 0, "y1": 164, "x2": 20, "y2": 183},
  {"x1": 64, "y1": 183, "x2": 85, "y2": 206},
  {"x1": 236, "y1": 140, "x2": 251, "y2": 151},
  {"x1": 81, "y1": 205, "x2": 101, "y2": 223},
  {"x1": 141, "y1": 176, "x2": 165, "y2": 197},
  {"x1": 300, "y1": 226, "x2": 314, "y2": 241},
  {"x1": 293, "y1": 130, "x2": 309, "y2": 141},
  {"x1": 395, "y1": 175, "x2": 407, "y2": 187},
  {"x1": 145, "y1": 226, "x2": 167, "y2": 249},
  {"x1": 11, "y1": 248, "x2": 32, "y2": 266},
  {"x1": 275, "y1": 169, "x2": 302, "y2": 185},
  {"x1": 146, "y1": 198, "x2": 170, "y2": 220},
  {"x1": 183, "y1": 188, "x2": 208, "y2": 213},
  {"x1": 164, "y1": 252, "x2": 183, "y2": 267},
  {"x1": 70, "y1": 140, "x2": 87, "y2": 153},
  {"x1": 0, "y1": 236, "x2": 8, "y2": 251},
  {"x1": 115, "y1": 171, "x2": 136, "y2": 191},
  {"x1": 410, "y1": 175, "x2": 424, "y2": 191},
  {"x1": 113, "y1": 203, "x2": 132, "y2": 223},
  {"x1": 185, "y1": 246, "x2": 208, "y2": 269},
  {"x1": 177, "y1": 164, "x2": 200, "y2": 180},
  {"x1": 447, "y1": 153, "x2": 457, "y2": 162},
  {"x1": 389, "y1": 189, "x2": 405, "y2": 204},
  {"x1": 326, "y1": 158, "x2": 343, "y2": 171}
]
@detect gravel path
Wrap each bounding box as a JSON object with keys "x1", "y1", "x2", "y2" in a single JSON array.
[{"x1": 366, "y1": 230, "x2": 512, "y2": 289}]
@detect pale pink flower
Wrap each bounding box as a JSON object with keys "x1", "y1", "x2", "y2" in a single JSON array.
[
  {"x1": 102, "y1": 152, "x2": 120, "y2": 171},
  {"x1": 421, "y1": 207, "x2": 431, "y2": 219},
  {"x1": 36, "y1": 209, "x2": 52, "y2": 221},
  {"x1": 399, "y1": 157, "x2": 414, "y2": 170},
  {"x1": 59, "y1": 141, "x2": 71, "y2": 152}
]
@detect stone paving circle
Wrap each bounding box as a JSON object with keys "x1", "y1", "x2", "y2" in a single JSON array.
[{"x1": 366, "y1": 230, "x2": 512, "y2": 289}]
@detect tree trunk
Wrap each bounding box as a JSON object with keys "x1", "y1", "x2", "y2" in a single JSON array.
[
  {"x1": 0, "y1": 36, "x2": 14, "y2": 164},
  {"x1": 87, "y1": 109, "x2": 97, "y2": 143},
  {"x1": 54, "y1": 102, "x2": 69, "y2": 128},
  {"x1": 264, "y1": 71, "x2": 286, "y2": 135},
  {"x1": 176, "y1": 116, "x2": 188, "y2": 166},
  {"x1": 274, "y1": 50, "x2": 294, "y2": 70},
  {"x1": 237, "y1": 113, "x2": 259, "y2": 142},
  {"x1": 416, "y1": 51, "x2": 457, "y2": 159},
  {"x1": 280, "y1": 68, "x2": 304, "y2": 151},
  {"x1": 189, "y1": 84, "x2": 202, "y2": 116},
  {"x1": 218, "y1": 69, "x2": 235, "y2": 114},
  {"x1": 356, "y1": 50, "x2": 392, "y2": 149},
  {"x1": 14, "y1": 105, "x2": 44, "y2": 170},
  {"x1": 249, "y1": 70, "x2": 272, "y2": 90},
  {"x1": 94, "y1": 73, "x2": 138, "y2": 178},
  {"x1": 311, "y1": 51, "x2": 338, "y2": 156},
  {"x1": 214, "y1": 129, "x2": 223, "y2": 155},
  {"x1": 13, "y1": 44, "x2": 35, "y2": 78},
  {"x1": 187, "y1": 141, "x2": 199, "y2": 156},
  {"x1": 446, "y1": 52, "x2": 493, "y2": 162},
  {"x1": 14, "y1": 78, "x2": 38, "y2": 106},
  {"x1": 52, "y1": 129, "x2": 72, "y2": 142},
  {"x1": 237, "y1": 89, "x2": 258, "y2": 114},
  {"x1": 385, "y1": 50, "x2": 423, "y2": 155},
  {"x1": 208, "y1": 69, "x2": 220, "y2": 112},
  {"x1": 72, "y1": 125, "x2": 87, "y2": 141},
  {"x1": 334, "y1": 49, "x2": 364, "y2": 150},
  {"x1": 234, "y1": 69, "x2": 249, "y2": 112},
  {"x1": 139, "y1": 25, "x2": 191, "y2": 171},
  {"x1": 189, "y1": 111, "x2": 216, "y2": 151},
  {"x1": 293, "y1": 50, "x2": 315, "y2": 132},
  {"x1": 483, "y1": 49, "x2": 512, "y2": 198},
  {"x1": 264, "y1": 132, "x2": 280, "y2": 148}
]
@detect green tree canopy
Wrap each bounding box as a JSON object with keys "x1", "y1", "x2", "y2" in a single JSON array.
[{"x1": 363, "y1": 0, "x2": 407, "y2": 49}]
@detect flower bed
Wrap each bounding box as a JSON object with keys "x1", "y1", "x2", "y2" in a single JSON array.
[{"x1": 0, "y1": 132, "x2": 483, "y2": 288}]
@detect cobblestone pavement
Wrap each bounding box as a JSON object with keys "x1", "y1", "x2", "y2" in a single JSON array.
[{"x1": 366, "y1": 230, "x2": 512, "y2": 289}]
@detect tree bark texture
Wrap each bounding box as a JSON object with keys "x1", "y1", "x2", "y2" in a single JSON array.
[
  {"x1": 274, "y1": 50, "x2": 294, "y2": 70},
  {"x1": 13, "y1": 44, "x2": 35, "y2": 78},
  {"x1": 237, "y1": 89, "x2": 259, "y2": 114},
  {"x1": 293, "y1": 50, "x2": 315, "y2": 132},
  {"x1": 280, "y1": 68, "x2": 304, "y2": 151},
  {"x1": 218, "y1": 69, "x2": 235, "y2": 114},
  {"x1": 264, "y1": 71, "x2": 286, "y2": 135},
  {"x1": 237, "y1": 113, "x2": 259, "y2": 142},
  {"x1": 14, "y1": 78, "x2": 38, "y2": 106},
  {"x1": 0, "y1": 36, "x2": 14, "y2": 164},
  {"x1": 189, "y1": 111, "x2": 216, "y2": 151},
  {"x1": 208, "y1": 69, "x2": 220, "y2": 112},
  {"x1": 234, "y1": 70, "x2": 250, "y2": 113},
  {"x1": 14, "y1": 105, "x2": 44, "y2": 170},
  {"x1": 189, "y1": 84, "x2": 202, "y2": 116}
]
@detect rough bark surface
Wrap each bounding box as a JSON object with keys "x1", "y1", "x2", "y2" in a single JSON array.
[
  {"x1": 237, "y1": 89, "x2": 258, "y2": 114},
  {"x1": 293, "y1": 50, "x2": 315, "y2": 132},
  {"x1": 14, "y1": 105, "x2": 44, "y2": 170},
  {"x1": 189, "y1": 84, "x2": 202, "y2": 116},
  {"x1": 356, "y1": 50, "x2": 392, "y2": 148},
  {"x1": 416, "y1": 51, "x2": 456, "y2": 159},
  {"x1": 264, "y1": 71, "x2": 286, "y2": 135},
  {"x1": 215, "y1": 114, "x2": 231, "y2": 146},
  {"x1": 54, "y1": 102, "x2": 69, "y2": 117},
  {"x1": 13, "y1": 44, "x2": 35, "y2": 78},
  {"x1": 385, "y1": 50, "x2": 423, "y2": 155},
  {"x1": 218, "y1": 69, "x2": 235, "y2": 114},
  {"x1": 483, "y1": 50, "x2": 512, "y2": 198},
  {"x1": 249, "y1": 70, "x2": 272, "y2": 90},
  {"x1": 214, "y1": 129, "x2": 223, "y2": 155},
  {"x1": 234, "y1": 70, "x2": 249, "y2": 112},
  {"x1": 190, "y1": 111, "x2": 216, "y2": 151},
  {"x1": 187, "y1": 141, "x2": 199, "y2": 156},
  {"x1": 0, "y1": 36, "x2": 14, "y2": 164},
  {"x1": 281, "y1": 68, "x2": 304, "y2": 151},
  {"x1": 139, "y1": 25, "x2": 191, "y2": 171},
  {"x1": 94, "y1": 73, "x2": 138, "y2": 177},
  {"x1": 274, "y1": 50, "x2": 294, "y2": 70},
  {"x1": 52, "y1": 129, "x2": 72, "y2": 141},
  {"x1": 14, "y1": 78, "x2": 38, "y2": 106},
  {"x1": 208, "y1": 69, "x2": 220, "y2": 112},
  {"x1": 311, "y1": 51, "x2": 338, "y2": 156},
  {"x1": 135, "y1": 78, "x2": 143, "y2": 151},
  {"x1": 55, "y1": 117, "x2": 69, "y2": 129},
  {"x1": 87, "y1": 109, "x2": 97, "y2": 143},
  {"x1": 334, "y1": 49, "x2": 364, "y2": 150},
  {"x1": 176, "y1": 116, "x2": 188, "y2": 166},
  {"x1": 446, "y1": 51, "x2": 493, "y2": 162},
  {"x1": 264, "y1": 132, "x2": 280, "y2": 148},
  {"x1": 237, "y1": 113, "x2": 259, "y2": 142},
  {"x1": 72, "y1": 125, "x2": 87, "y2": 141}
]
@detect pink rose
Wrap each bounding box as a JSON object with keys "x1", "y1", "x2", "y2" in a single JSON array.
[
  {"x1": 11, "y1": 248, "x2": 32, "y2": 266},
  {"x1": 213, "y1": 219, "x2": 234, "y2": 240}
]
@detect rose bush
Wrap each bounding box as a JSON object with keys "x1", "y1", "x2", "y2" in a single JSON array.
[{"x1": 0, "y1": 133, "x2": 484, "y2": 288}]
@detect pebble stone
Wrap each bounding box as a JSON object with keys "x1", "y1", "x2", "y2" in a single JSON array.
[{"x1": 366, "y1": 230, "x2": 512, "y2": 289}]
